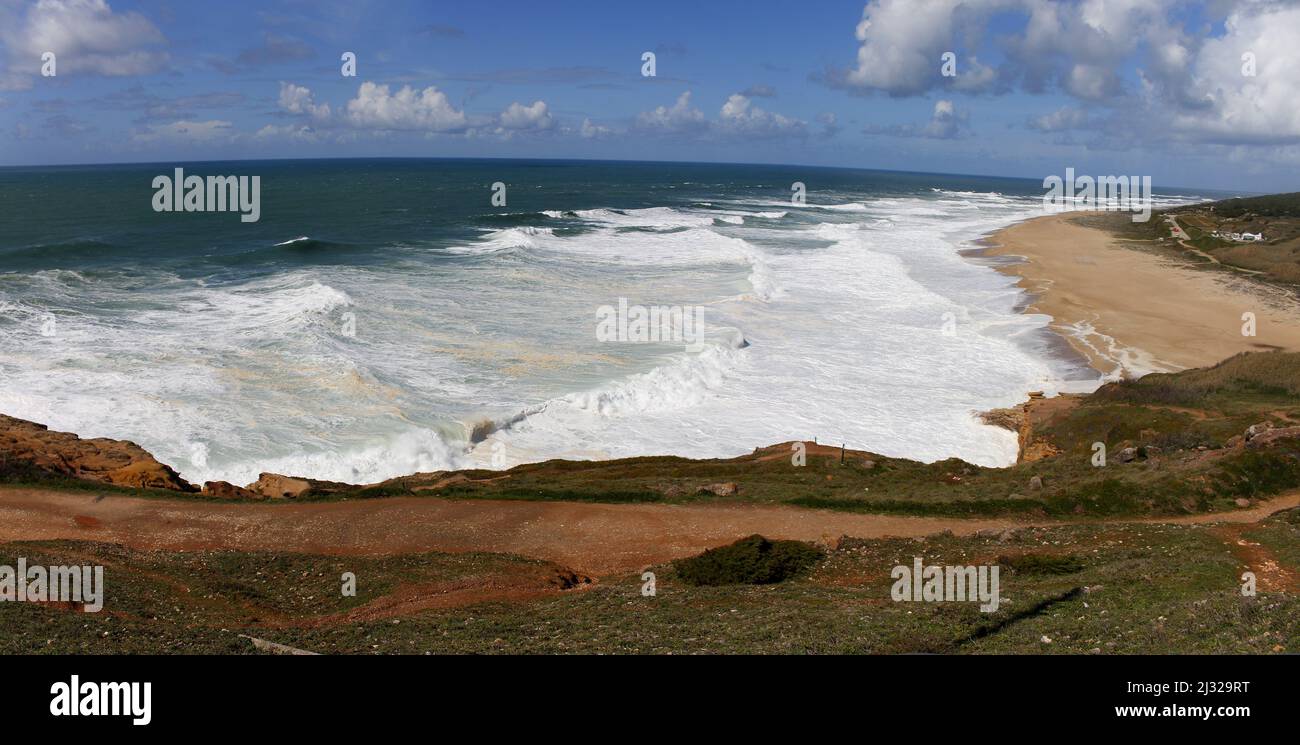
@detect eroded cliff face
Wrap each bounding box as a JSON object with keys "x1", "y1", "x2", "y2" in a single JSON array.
[
  {"x1": 0, "y1": 414, "x2": 196, "y2": 492},
  {"x1": 978, "y1": 393, "x2": 1076, "y2": 464}
]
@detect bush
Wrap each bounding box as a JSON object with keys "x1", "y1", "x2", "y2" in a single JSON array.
[{"x1": 672, "y1": 534, "x2": 823, "y2": 586}]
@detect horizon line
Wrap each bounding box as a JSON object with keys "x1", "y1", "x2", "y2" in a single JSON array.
[{"x1": 0, "y1": 154, "x2": 1248, "y2": 197}]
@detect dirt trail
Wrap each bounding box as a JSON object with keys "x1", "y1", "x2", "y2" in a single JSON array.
[
  {"x1": 1212, "y1": 524, "x2": 1300, "y2": 594},
  {"x1": 2, "y1": 487, "x2": 1298, "y2": 576}
]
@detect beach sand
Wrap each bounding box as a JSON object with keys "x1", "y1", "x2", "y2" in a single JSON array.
[{"x1": 984, "y1": 212, "x2": 1300, "y2": 377}]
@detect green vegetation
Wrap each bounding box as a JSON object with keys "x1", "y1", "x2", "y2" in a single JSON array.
[
  {"x1": 4, "y1": 512, "x2": 1296, "y2": 654},
  {"x1": 998, "y1": 552, "x2": 1084, "y2": 575},
  {"x1": 1202, "y1": 192, "x2": 1300, "y2": 219},
  {"x1": 672, "y1": 534, "x2": 823, "y2": 586},
  {"x1": 1161, "y1": 193, "x2": 1300, "y2": 283}
]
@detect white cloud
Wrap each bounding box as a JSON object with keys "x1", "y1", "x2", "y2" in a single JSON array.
[
  {"x1": 635, "y1": 91, "x2": 707, "y2": 132},
  {"x1": 842, "y1": 0, "x2": 993, "y2": 96},
  {"x1": 278, "y1": 82, "x2": 331, "y2": 121},
  {"x1": 866, "y1": 99, "x2": 968, "y2": 139},
  {"x1": 343, "y1": 82, "x2": 469, "y2": 132},
  {"x1": 499, "y1": 100, "x2": 553, "y2": 131},
  {"x1": 255, "y1": 123, "x2": 321, "y2": 143},
  {"x1": 833, "y1": 0, "x2": 1300, "y2": 147},
  {"x1": 579, "y1": 117, "x2": 613, "y2": 139},
  {"x1": 1, "y1": 0, "x2": 168, "y2": 82},
  {"x1": 1164, "y1": 4, "x2": 1300, "y2": 144},
  {"x1": 717, "y1": 93, "x2": 807, "y2": 137}
]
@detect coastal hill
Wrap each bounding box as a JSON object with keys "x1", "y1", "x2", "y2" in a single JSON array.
[
  {"x1": 1156, "y1": 192, "x2": 1300, "y2": 284},
  {"x1": 3, "y1": 351, "x2": 1298, "y2": 655}
]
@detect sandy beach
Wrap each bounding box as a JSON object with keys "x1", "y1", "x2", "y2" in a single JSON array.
[{"x1": 984, "y1": 212, "x2": 1300, "y2": 376}]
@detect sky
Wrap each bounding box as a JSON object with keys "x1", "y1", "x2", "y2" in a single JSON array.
[{"x1": 1, "y1": 0, "x2": 1299, "y2": 192}]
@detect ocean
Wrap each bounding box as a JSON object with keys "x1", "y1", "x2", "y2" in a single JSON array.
[{"x1": 0, "y1": 158, "x2": 1204, "y2": 485}]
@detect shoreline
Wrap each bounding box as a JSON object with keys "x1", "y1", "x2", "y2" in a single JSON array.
[{"x1": 979, "y1": 211, "x2": 1300, "y2": 378}]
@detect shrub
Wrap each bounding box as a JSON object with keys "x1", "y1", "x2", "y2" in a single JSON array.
[{"x1": 672, "y1": 534, "x2": 823, "y2": 586}]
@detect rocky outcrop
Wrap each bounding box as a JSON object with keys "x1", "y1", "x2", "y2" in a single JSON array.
[
  {"x1": 697, "y1": 482, "x2": 739, "y2": 497},
  {"x1": 0, "y1": 414, "x2": 195, "y2": 492},
  {"x1": 979, "y1": 394, "x2": 1078, "y2": 464},
  {"x1": 1245, "y1": 426, "x2": 1300, "y2": 450},
  {"x1": 201, "y1": 480, "x2": 263, "y2": 500},
  {"x1": 245, "y1": 472, "x2": 351, "y2": 499}
]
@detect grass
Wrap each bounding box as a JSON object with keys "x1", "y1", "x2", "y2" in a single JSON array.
[{"x1": 4, "y1": 511, "x2": 1296, "y2": 654}]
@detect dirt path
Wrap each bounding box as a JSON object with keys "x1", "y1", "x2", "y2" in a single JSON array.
[
  {"x1": 2, "y1": 487, "x2": 1298, "y2": 576},
  {"x1": 1212, "y1": 524, "x2": 1300, "y2": 594}
]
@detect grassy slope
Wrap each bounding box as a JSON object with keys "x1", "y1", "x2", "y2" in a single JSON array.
[
  {"x1": 1073, "y1": 196, "x2": 1300, "y2": 284},
  {"x1": 3, "y1": 510, "x2": 1297, "y2": 654}
]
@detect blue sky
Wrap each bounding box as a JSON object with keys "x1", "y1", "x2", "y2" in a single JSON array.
[{"x1": 2, "y1": 0, "x2": 1299, "y2": 192}]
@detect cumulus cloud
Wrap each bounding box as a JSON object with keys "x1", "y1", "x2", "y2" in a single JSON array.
[
  {"x1": 0, "y1": 0, "x2": 168, "y2": 86},
  {"x1": 866, "y1": 99, "x2": 968, "y2": 139},
  {"x1": 635, "y1": 91, "x2": 707, "y2": 133},
  {"x1": 1162, "y1": 4, "x2": 1300, "y2": 145},
  {"x1": 278, "y1": 82, "x2": 331, "y2": 121},
  {"x1": 254, "y1": 123, "x2": 320, "y2": 143},
  {"x1": 579, "y1": 117, "x2": 613, "y2": 139},
  {"x1": 827, "y1": 0, "x2": 1300, "y2": 147},
  {"x1": 343, "y1": 82, "x2": 469, "y2": 132},
  {"x1": 636, "y1": 91, "x2": 807, "y2": 140},
  {"x1": 717, "y1": 93, "x2": 807, "y2": 137},
  {"x1": 499, "y1": 100, "x2": 553, "y2": 131}
]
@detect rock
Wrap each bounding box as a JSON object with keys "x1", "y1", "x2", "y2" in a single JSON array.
[
  {"x1": 1235, "y1": 498, "x2": 1251, "y2": 508},
  {"x1": 201, "y1": 480, "x2": 263, "y2": 500},
  {"x1": 817, "y1": 534, "x2": 844, "y2": 551},
  {"x1": 860, "y1": 459, "x2": 877, "y2": 470},
  {"x1": 1028, "y1": 475, "x2": 1043, "y2": 490},
  {"x1": 1116, "y1": 447, "x2": 1138, "y2": 463},
  {"x1": 247, "y1": 473, "x2": 313, "y2": 499},
  {"x1": 1226, "y1": 435, "x2": 1245, "y2": 449},
  {"x1": 998, "y1": 529, "x2": 1016, "y2": 543},
  {"x1": 659, "y1": 483, "x2": 688, "y2": 499},
  {"x1": 1143, "y1": 445, "x2": 1162, "y2": 457},
  {"x1": 1244, "y1": 421, "x2": 1275, "y2": 441},
  {"x1": 0, "y1": 414, "x2": 195, "y2": 492},
  {"x1": 548, "y1": 568, "x2": 593, "y2": 590},
  {"x1": 697, "y1": 482, "x2": 739, "y2": 497},
  {"x1": 1245, "y1": 426, "x2": 1300, "y2": 450}
]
